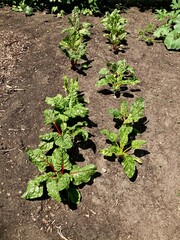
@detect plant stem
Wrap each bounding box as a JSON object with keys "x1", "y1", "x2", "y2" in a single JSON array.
[{"x1": 53, "y1": 122, "x2": 62, "y2": 136}]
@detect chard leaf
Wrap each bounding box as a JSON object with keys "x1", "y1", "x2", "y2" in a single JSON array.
[
  {"x1": 26, "y1": 149, "x2": 48, "y2": 172},
  {"x1": 21, "y1": 172, "x2": 54, "y2": 199},
  {"x1": 51, "y1": 148, "x2": 63, "y2": 172},
  {"x1": 131, "y1": 140, "x2": 146, "y2": 149},
  {"x1": 67, "y1": 186, "x2": 81, "y2": 204},
  {"x1": 119, "y1": 124, "x2": 133, "y2": 148},
  {"x1": 46, "y1": 178, "x2": 61, "y2": 202},
  {"x1": 99, "y1": 68, "x2": 109, "y2": 75},
  {"x1": 64, "y1": 103, "x2": 88, "y2": 118},
  {"x1": 124, "y1": 98, "x2": 144, "y2": 124},
  {"x1": 121, "y1": 155, "x2": 136, "y2": 178},
  {"x1": 71, "y1": 164, "x2": 97, "y2": 185},
  {"x1": 100, "y1": 145, "x2": 121, "y2": 157},
  {"x1": 54, "y1": 134, "x2": 73, "y2": 149},
  {"x1": 120, "y1": 100, "x2": 129, "y2": 118},
  {"x1": 57, "y1": 173, "x2": 71, "y2": 191},
  {"x1": 100, "y1": 129, "x2": 118, "y2": 142},
  {"x1": 95, "y1": 77, "x2": 109, "y2": 87},
  {"x1": 45, "y1": 94, "x2": 64, "y2": 108},
  {"x1": 39, "y1": 132, "x2": 59, "y2": 141},
  {"x1": 44, "y1": 109, "x2": 56, "y2": 125},
  {"x1": 122, "y1": 78, "x2": 140, "y2": 86},
  {"x1": 38, "y1": 141, "x2": 54, "y2": 152}
]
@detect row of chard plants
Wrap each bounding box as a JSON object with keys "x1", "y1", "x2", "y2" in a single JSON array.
[{"x1": 22, "y1": 8, "x2": 147, "y2": 205}]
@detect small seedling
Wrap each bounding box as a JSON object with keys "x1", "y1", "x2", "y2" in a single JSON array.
[
  {"x1": 153, "y1": 0, "x2": 180, "y2": 50},
  {"x1": 22, "y1": 76, "x2": 97, "y2": 204},
  {"x1": 96, "y1": 60, "x2": 140, "y2": 97},
  {"x1": 100, "y1": 98, "x2": 146, "y2": 179},
  {"x1": 138, "y1": 24, "x2": 155, "y2": 45},
  {"x1": 101, "y1": 9, "x2": 127, "y2": 53}
]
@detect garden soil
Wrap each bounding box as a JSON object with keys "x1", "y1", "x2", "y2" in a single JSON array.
[{"x1": 0, "y1": 6, "x2": 179, "y2": 240}]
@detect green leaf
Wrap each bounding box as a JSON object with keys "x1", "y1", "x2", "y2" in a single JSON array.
[
  {"x1": 71, "y1": 164, "x2": 97, "y2": 185},
  {"x1": 100, "y1": 129, "x2": 118, "y2": 142},
  {"x1": 67, "y1": 186, "x2": 81, "y2": 204},
  {"x1": 38, "y1": 141, "x2": 54, "y2": 152},
  {"x1": 121, "y1": 155, "x2": 136, "y2": 178},
  {"x1": 64, "y1": 103, "x2": 88, "y2": 118},
  {"x1": 164, "y1": 30, "x2": 180, "y2": 50},
  {"x1": 99, "y1": 68, "x2": 109, "y2": 75},
  {"x1": 124, "y1": 98, "x2": 144, "y2": 124},
  {"x1": 26, "y1": 149, "x2": 48, "y2": 172},
  {"x1": 95, "y1": 77, "x2": 108, "y2": 87},
  {"x1": 21, "y1": 172, "x2": 54, "y2": 199},
  {"x1": 46, "y1": 178, "x2": 61, "y2": 202},
  {"x1": 131, "y1": 140, "x2": 146, "y2": 149},
  {"x1": 54, "y1": 134, "x2": 73, "y2": 149},
  {"x1": 57, "y1": 173, "x2": 71, "y2": 191},
  {"x1": 100, "y1": 145, "x2": 121, "y2": 157},
  {"x1": 51, "y1": 148, "x2": 63, "y2": 172},
  {"x1": 154, "y1": 25, "x2": 171, "y2": 38},
  {"x1": 119, "y1": 124, "x2": 133, "y2": 149}
]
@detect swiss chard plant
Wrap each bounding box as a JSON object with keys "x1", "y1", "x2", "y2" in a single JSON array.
[
  {"x1": 153, "y1": 0, "x2": 180, "y2": 50},
  {"x1": 101, "y1": 9, "x2": 127, "y2": 53},
  {"x1": 138, "y1": 23, "x2": 155, "y2": 45},
  {"x1": 100, "y1": 98, "x2": 146, "y2": 179},
  {"x1": 22, "y1": 76, "x2": 97, "y2": 205},
  {"x1": 62, "y1": 6, "x2": 92, "y2": 38},
  {"x1": 59, "y1": 30, "x2": 88, "y2": 70},
  {"x1": 95, "y1": 60, "x2": 140, "y2": 97}
]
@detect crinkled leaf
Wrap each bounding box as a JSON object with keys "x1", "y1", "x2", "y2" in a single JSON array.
[
  {"x1": 46, "y1": 178, "x2": 61, "y2": 202},
  {"x1": 119, "y1": 124, "x2": 133, "y2": 148},
  {"x1": 131, "y1": 140, "x2": 146, "y2": 149},
  {"x1": 38, "y1": 141, "x2": 54, "y2": 152},
  {"x1": 95, "y1": 77, "x2": 109, "y2": 87},
  {"x1": 124, "y1": 98, "x2": 144, "y2": 124},
  {"x1": 122, "y1": 78, "x2": 140, "y2": 86},
  {"x1": 100, "y1": 129, "x2": 118, "y2": 143},
  {"x1": 51, "y1": 148, "x2": 63, "y2": 172},
  {"x1": 108, "y1": 108, "x2": 123, "y2": 119},
  {"x1": 99, "y1": 68, "x2": 110, "y2": 75},
  {"x1": 71, "y1": 164, "x2": 97, "y2": 185},
  {"x1": 154, "y1": 25, "x2": 171, "y2": 38},
  {"x1": 67, "y1": 186, "x2": 81, "y2": 204},
  {"x1": 122, "y1": 155, "x2": 136, "y2": 178},
  {"x1": 64, "y1": 103, "x2": 88, "y2": 118},
  {"x1": 57, "y1": 173, "x2": 71, "y2": 191},
  {"x1": 164, "y1": 30, "x2": 180, "y2": 50},
  {"x1": 55, "y1": 134, "x2": 73, "y2": 149},
  {"x1": 100, "y1": 145, "x2": 121, "y2": 157},
  {"x1": 21, "y1": 172, "x2": 54, "y2": 199},
  {"x1": 26, "y1": 149, "x2": 48, "y2": 172}
]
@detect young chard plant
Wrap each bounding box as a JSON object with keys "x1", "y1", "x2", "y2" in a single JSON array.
[
  {"x1": 153, "y1": 0, "x2": 180, "y2": 50},
  {"x1": 59, "y1": 7, "x2": 92, "y2": 71},
  {"x1": 101, "y1": 9, "x2": 127, "y2": 53},
  {"x1": 100, "y1": 98, "x2": 146, "y2": 179},
  {"x1": 138, "y1": 23, "x2": 155, "y2": 45},
  {"x1": 96, "y1": 60, "x2": 140, "y2": 97},
  {"x1": 22, "y1": 76, "x2": 97, "y2": 205},
  {"x1": 62, "y1": 6, "x2": 92, "y2": 38}
]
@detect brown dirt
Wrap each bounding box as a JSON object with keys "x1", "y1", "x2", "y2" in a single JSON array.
[{"x1": 0, "y1": 7, "x2": 180, "y2": 240}]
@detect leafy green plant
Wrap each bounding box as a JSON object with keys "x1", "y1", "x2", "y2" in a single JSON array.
[
  {"x1": 153, "y1": 0, "x2": 180, "y2": 50},
  {"x1": 62, "y1": 7, "x2": 92, "y2": 37},
  {"x1": 101, "y1": 9, "x2": 127, "y2": 53},
  {"x1": 59, "y1": 7, "x2": 92, "y2": 71},
  {"x1": 22, "y1": 76, "x2": 97, "y2": 204},
  {"x1": 59, "y1": 30, "x2": 88, "y2": 70},
  {"x1": 95, "y1": 60, "x2": 140, "y2": 96},
  {"x1": 138, "y1": 23, "x2": 155, "y2": 45},
  {"x1": 100, "y1": 98, "x2": 146, "y2": 179},
  {"x1": 12, "y1": 0, "x2": 33, "y2": 16}
]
